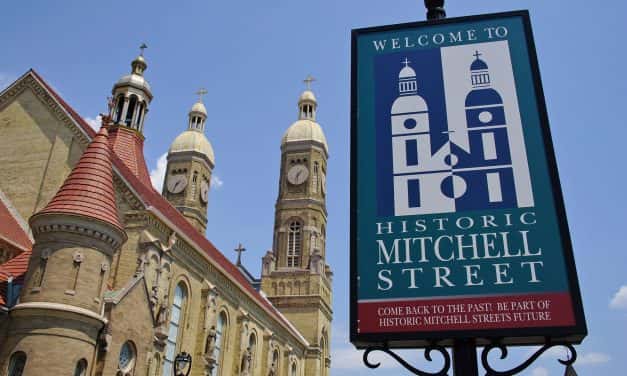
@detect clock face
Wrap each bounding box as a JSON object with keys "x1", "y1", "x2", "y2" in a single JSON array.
[
  {"x1": 287, "y1": 164, "x2": 309, "y2": 185},
  {"x1": 167, "y1": 174, "x2": 188, "y2": 194},
  {"x1": 119, "y1": 342, "x2": 135, "y2": 371},
  {"x1": 200, "y1": 180, "x2": 209, "y2": 203}
]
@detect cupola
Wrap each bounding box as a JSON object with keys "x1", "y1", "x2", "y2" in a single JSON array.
[
  {"x1": 282, "y1": 76, "x2": 328, "y2": 155},
  {"x1": 168, "y1": 89, "x2": 215, "y2": 168},
  {"x1": 109, "y1": 44, "x2": 153, "y2": 133},
  {"x1": 297, "y1": 75, "x2": 317, "y2": 121}
]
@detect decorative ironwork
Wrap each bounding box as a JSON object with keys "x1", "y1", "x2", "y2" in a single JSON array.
[
  {"x1": 481, "y1": 342, "x2": 577, "y2": 376},
  {"x1": 363, "y1": 344, "x2": 451, "y2": 376}
]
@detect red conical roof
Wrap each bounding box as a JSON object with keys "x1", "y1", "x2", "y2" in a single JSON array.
[{"x1": 37, "y1": 124, "x2": 124, "y2": 232}]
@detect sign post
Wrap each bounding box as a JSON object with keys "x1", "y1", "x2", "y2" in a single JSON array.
[{"x1": 350, "y1": 5, "x2": 586, "y2": 375}]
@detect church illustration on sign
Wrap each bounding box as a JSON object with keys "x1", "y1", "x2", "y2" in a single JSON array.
[{"x1": 391, "y1": 51, "x2": 534, "y2": 216}]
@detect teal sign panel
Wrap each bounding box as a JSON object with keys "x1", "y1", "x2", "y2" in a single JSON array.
[{"x1": 350, "y1": 11, "x2": 586, "y2": 347}]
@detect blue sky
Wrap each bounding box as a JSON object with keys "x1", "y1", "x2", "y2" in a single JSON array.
[{"x1": 2, "y1": 0, "x2": 626, "y2": 375}]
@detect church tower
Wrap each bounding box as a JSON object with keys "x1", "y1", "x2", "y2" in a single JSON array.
[
  {"x1": 260, "y1": 78, "x2": 333, "y2": 376},
  {"x1": 163, "y1": 91, "x2": 215, "y2": 233}
]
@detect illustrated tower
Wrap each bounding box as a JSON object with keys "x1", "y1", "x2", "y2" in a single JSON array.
[
  {"x1": 390, "y1": 58, "x2": 453, "y2": 215},
  {"x1": 260, "y1": 78, "x2": 333, "y2": 376},
  {"x1": 456, "y1": 50, "x2": 517, "y2": 210},
  {"x1": 0, "y1": 124, "x2": 127, "y2": 374},
  {"x1": 163, "y1": 90, "x2": 215, "y2": 233}
]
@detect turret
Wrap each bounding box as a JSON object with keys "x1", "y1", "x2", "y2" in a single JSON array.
[{"x1": 0, "y1": 120, "x2": 126, "y2": 375}]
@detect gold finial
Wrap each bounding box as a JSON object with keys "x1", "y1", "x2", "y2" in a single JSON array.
[
  {"x1": 303, "y1": 75, "x2": 316, "y2": 90},
  {"x1": 195, "y1": 88, "x2": 208, "y2": 102},
  {"x1": 139, "y1": 43, "x2": 148, "y2": 56}
]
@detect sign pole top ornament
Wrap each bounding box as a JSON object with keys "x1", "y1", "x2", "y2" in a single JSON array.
[{"x1": 424, "y1": 0, "x2": 446, "y2": 20}]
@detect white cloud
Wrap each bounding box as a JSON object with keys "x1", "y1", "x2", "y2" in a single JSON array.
[
  {"x1": 610, "y1": 285, "x2": 627, "y2": 309},
  {"x1": 85, "y1": 115, "x2": 102, "y2": 130},
  {"x1": 211, "y1": 175, "x2": 224, "y2": 189},
  {"x1": 0, "y1": 73, "x2": 16, "y2": 91},
  {"x1": 531, "y1": 366, "x2": 549, "y2": 376},
  {"x1": 578, "y1": 352, "x2": 611, "y2": 365},
  {"x1": 150, "y1": 153, "x2": 168, "y2": 191},
  {"x1": 148, "y1": 153, "x2": 224, "y2": 193}
]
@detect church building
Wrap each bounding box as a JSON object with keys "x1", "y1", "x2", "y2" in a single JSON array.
[{"x1": 0, "y1": 51, "x2": 332, "y2": 376}]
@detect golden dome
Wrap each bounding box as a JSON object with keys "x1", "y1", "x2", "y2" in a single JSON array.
[
  {"x1": 282, "y1": 119, "x2": 328, "y2": 153},
  {"x1": 169, "y1": 130, "x2": 215, "y2": 166}
]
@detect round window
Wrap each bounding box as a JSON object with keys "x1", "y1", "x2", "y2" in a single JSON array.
[
  {"x1": 478, "y1": 110, "x2": 493, "y2": 124},
  {"x1": 118, "y1": 341, "x2": 135, "y2": 372},
  {"x1": 403, "y1": 118, "x2": 417, "y2": 130}
]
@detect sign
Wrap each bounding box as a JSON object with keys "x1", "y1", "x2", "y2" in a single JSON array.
[{"x1": 350, "y1": 11, "x2": 586, "y2": 347}]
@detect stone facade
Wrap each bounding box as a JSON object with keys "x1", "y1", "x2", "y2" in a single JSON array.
[{"x1": 0, "y1": 64, "x2": 331, "y2": 376}]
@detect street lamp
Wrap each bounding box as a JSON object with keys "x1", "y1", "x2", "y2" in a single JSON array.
[{"x1": 173, "y1": 352, "x2": 192, "y2": 376}]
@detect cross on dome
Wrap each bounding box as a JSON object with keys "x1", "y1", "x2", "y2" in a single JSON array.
[
  {"x1": 303, "y1": 75, "x2": 316, "y2": 90},
  {"x1": 402, "y1": 57, "x2": 411, "y2": 68},
  {"x1": 473, "y1": 50, "x2": 483, "y2": 60},
  {"x1": 234, "y1": 243, "x2": 246, "y2": 265},
  {"x1": 139, "y1": 43, "x2": 148, "y2": 56},
  {"x1": 195, "y1": 88, "x2": 208, "y2": 102}
]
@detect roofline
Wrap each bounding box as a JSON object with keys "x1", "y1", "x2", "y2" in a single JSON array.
[
  {"x1": 11, "y1": 68, "x2": 309, "y2": 348},
  {"x1": 146, "y1": 206, "x2": 309, "y2": 347}
]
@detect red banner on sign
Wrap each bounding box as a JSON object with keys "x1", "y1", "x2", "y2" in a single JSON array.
[{"x1": 358, "y1": 292, "x2": 574, "y2": 333}]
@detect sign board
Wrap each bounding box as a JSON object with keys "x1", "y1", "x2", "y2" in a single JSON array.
[{"x1": 350, "y1": 11, "x2": 586, "y2": 348}]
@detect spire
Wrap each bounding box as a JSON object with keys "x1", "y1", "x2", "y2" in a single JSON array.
[
  {"x1": 36, "y1": 122, "x2": 124, "y2": 232},
  {"x1": 131, "y1": 43, "x2": 148, "y2": 76},
  {"x1": 298, "y1": 75, "x2": 317, "y2": 121}
]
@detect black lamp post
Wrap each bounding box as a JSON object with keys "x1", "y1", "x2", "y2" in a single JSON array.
[
  {"x1": 424, "y1": 0, "x2": 446, "y2": 20},
  {"x1": 173, "y1": 352, "x2": 192, "y2": 376}
]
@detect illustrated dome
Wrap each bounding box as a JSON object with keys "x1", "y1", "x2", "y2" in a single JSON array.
[
  {"x1": 399, "y1": 66, "x2": 416, "y2": 79},
  {"x1": 169, "y1": 130, "x2": 215, "y2": 166}
]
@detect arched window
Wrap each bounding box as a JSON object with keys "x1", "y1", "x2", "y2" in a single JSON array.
[
  {"x1": 270, "y1": 350, "x2": 279, "y2": 375},
  {"x1": 241, "y1": 332, "x2": 257, "y2": 373},
  {"x1": 119, "y1": 341, "x2": 136, "y2": 374},
  {"x1": 125, "y1": 95, "x2": 138, "y2": 126},
  {"x1": 73, "y1": 358, "x2": 87, "y2": 376},
  {"x1": 8, "y1": 351, "x2": 26, "y2": 376},
  {"x1": 287, "y1": 221, "x2": 302, "y2": 268},
  {"x1": 114, "y1": 95, "x2": 125, "y2": 123},
  {"x1": 190, "y1": 171, "x2": 198, "y2": 199},
  {"x1": 312, "y1": 162, "x2": 319, "y2": 193},
  {"x1": 136, "y1": 102, "x2": 145, "y2": 130},
  {"x1": 211, "y1": 312, "x2": 227, "y2": 376},
  {"x1": 162, "y1": 283, "x2": 187, "y2": 376},
  {"x1": 291, "y1": 362, "x2": 297, "y2": 376}
]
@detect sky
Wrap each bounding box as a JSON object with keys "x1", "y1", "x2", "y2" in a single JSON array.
[{"x1": 1, "y1": 0, "x2": 626, "y2": 375}]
